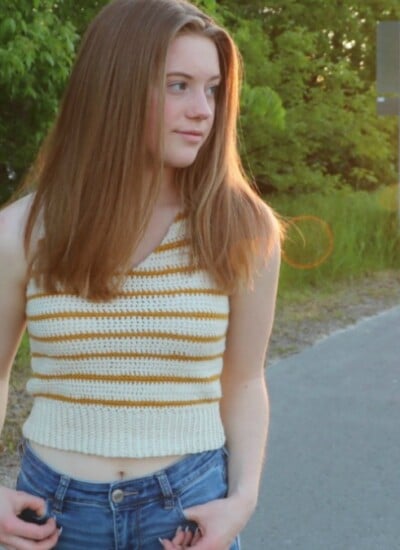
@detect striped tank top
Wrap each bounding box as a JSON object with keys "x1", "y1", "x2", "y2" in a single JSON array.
[{"x1": 22, "y1": 213, "x2": 229, "y2": 457}]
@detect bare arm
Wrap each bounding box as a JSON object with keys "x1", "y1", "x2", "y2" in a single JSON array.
[
  {"x1": 220, "y1": 240, "x2": 281, "y2": 509},
  {"x1": 162, "y1": 234, "x2": 281, "y2": 550},
  {"x1": 0, "y1": 202, "x2": 28, "y2": 436},
  {"x1": 0, "y1": 197, "x2": 62, "y2": 549}
]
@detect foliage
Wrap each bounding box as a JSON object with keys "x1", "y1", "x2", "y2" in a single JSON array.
[
  {"x1": 0, "y1": 0, "x2": 79, "y2": 202},
  {"x1": 227, "y1": 0, "x2": 400, "y2": 194},
  {"x1": 1, "y1": 0, "x2": 399, "y2": 203},
  {"x1": 196, "y1": 0, "x2": 399, "y2": 194},
  {"x1": 256, "y1": 0, "x2": 400, "y2": 194}
]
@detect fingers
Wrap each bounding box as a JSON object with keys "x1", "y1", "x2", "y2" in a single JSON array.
[
  {"x1": 191, "y1": 527, "x2": 202, "y2": 545},
  {"x1": 15, "y1": 492, "x2": 47, "y2": 517},
  {"x1": 14, "y1": 516, "x2": 58, "y2": 540},
  {"x1": 1, "y1": 519, "x2": 61, "y2": 550},
  {"x1": 2, "y1": 522, "x2": 61, "y2": 550},
  {"x1": 159, "y1": 537, "x2": 176, "y2": 549},
  {"x1": 180, "y1": 525, "x2": 196, "y2": 546},
  {"x1": 0, "y1": 487, "x2": 61, "y2": 550},
  {"x1": 171, "y1": 525, "x2": 186, "y2": 546},
  {"x1": 159, "y1": 524, "x2": 202, "y2": 548}
]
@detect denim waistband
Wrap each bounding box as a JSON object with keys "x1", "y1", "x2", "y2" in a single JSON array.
[{"x1": 19, "y1": 438, "x2": 227, "y2": 509}]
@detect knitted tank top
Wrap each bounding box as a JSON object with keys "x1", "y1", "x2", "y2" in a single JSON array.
[{"x1": 22, "y1": 213, "x2": 229, "y2": 457}]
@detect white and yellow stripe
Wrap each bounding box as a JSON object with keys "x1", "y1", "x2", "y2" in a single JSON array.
[{"x1": 22, "y1": 214, "x2": 229, "y2": 457}]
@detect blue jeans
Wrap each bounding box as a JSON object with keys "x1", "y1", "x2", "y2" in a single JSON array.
[{"x1": 16, "y1": 439, "x2": 241, "y2": 549}]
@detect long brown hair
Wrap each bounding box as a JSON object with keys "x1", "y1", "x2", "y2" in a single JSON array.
[{"x1": 21, "y1": 0, "x2": 282, "y2": 300}]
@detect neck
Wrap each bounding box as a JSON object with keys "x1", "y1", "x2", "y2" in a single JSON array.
[{"x1": 152, "y1": 166, "x2": 181, "y2": 209}]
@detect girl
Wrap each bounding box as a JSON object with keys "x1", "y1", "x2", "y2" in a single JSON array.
[{"x1": 0, "y1": 0, "x2": 282, "y2": 548}]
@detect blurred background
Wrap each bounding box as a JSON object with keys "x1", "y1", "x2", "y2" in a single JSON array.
[{"x1": 1, "y1": 0, "x2": 400, "y2": 294}]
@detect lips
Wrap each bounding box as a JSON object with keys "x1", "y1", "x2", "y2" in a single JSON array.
[{"x1": 175, "y1": 130, "x2": 204, "y2": 137}]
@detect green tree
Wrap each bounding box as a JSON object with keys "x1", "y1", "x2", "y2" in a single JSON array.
[
  {"x1": 233, "y1": 0, "x2": 399, "y2": 193},
  {"x1": 1, "y1": 0, "x2": 398, "y2": 203},
  {"x1": 0, "y1": 0, "x2": 79, "y2": 202}
]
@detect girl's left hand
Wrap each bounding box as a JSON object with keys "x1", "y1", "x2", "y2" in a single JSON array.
[
  {"x1": 160, "y1": 525, "x2": 201, "y2": 548},
  {"x1": 159, "y1": 496, "x2": 251, "y2": 549}
]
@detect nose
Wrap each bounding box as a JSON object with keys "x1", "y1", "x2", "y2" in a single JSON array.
[{"x1": 186, "y1": 89, "x2": 214, "y2": 120}]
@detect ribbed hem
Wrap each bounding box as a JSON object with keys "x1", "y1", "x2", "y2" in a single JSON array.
[{"x1": 22, "y1": 399, "x2": 226, "y2": 457}]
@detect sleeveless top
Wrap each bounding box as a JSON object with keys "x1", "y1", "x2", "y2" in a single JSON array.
[{"x1": 22, "y1": 213, "x2": 229, "y2": 457}]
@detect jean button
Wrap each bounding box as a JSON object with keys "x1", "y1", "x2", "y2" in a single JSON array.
[{"x1": 111, "y1": 489, "x2": 124, "y2": 503}]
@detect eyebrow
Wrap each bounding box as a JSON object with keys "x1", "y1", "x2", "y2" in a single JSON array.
[{"x1": 167, "y1": 72, "x2": 221, "y2": 81}]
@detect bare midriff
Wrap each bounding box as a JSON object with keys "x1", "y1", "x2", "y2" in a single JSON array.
[{"x1": 30, "y1": 441, "x2": 188, "y2": 482}]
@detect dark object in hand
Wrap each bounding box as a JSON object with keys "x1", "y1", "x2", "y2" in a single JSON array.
[{"x1": 18, "y1": 507, "x2": 48, "y2": 525}]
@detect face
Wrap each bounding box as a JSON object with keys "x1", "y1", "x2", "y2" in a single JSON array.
[{"x1": 147, "y1": 33, "x2": 221, "y2": 169}]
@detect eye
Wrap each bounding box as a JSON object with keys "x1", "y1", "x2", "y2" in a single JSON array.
[
  {"x1": 168, "y1": 82, "x2": 187, "y2": 92},
  {"x1": 207, "y1": 84, "x2": 220, "y2": 96}
]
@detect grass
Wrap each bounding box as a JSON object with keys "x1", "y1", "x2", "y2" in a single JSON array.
[
  {"x1": 267, "y1": 186, "x2": 400, "y2": 296},
  {"x1": 11, "y1": 332, "x2": 30, "y2": 381},
  {"x1": 1, "y1": 333, "x2": 31, "y2": 454}
]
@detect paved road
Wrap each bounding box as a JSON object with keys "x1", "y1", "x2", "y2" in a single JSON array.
[{"x1": 242, "y1": 306, "x2": 400, "y2": 550}]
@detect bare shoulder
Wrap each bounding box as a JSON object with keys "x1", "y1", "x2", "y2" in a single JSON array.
[
  {"x1": 222, "y1": 239, "x2": 280, "y2": 380},
  {"x1": 257, "y1": 195, "x2": 281, "y2": 234},
  {"x1": 0, "y1": 193, "x2": 35, "y2": 284},
  {"x1": 249, "y1": 196, "x2": 281, "y2": 273},
  {"x1": 0, "y1": 192, "x2": 34, "y2": 230},
  {"x1": 0, "y1": 194, "x2": 35, "y2": 375}
]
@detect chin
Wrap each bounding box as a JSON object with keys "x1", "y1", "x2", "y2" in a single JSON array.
[{"x1": 165, "y1": 156, "x2": 199, "y2": 168}]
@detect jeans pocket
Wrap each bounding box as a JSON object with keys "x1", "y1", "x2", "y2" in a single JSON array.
[
  {"x1": 16, "y1": 465, "x2": 55, "y2": 515},
  {"x1": 16, "y1": 468, "x2": 44, "y2": 497},
  {"x1": 16, "y1": 471, "x2": 55, "y2": 526},
  {"x1": 175, "y1": 460, "x2": 228, "y2": 521}
]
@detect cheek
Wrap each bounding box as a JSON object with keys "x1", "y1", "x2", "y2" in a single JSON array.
[
  {"x1": 146, "y1": 96, "x2": 175, "y2": 148},
  {"x1": 163, "y1": 100, "x2": 177, "y2": 131}
]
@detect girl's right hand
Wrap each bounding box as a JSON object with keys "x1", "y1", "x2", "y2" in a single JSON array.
[{"x1": 0, "y1": 486, "x2": 61, "y2": 549}]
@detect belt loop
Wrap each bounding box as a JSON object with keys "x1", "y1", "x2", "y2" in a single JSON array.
[
  {"x1": 155, "y1": 472, "x2": 175, "y2": 510},
  {"x1": 53, "y1": 475, "x2": 70, "y2": 514}
]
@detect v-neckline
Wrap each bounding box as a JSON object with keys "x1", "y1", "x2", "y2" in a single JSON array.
[{"x1": 129, "y1": 209, "x2": 187, "y2": 271}]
